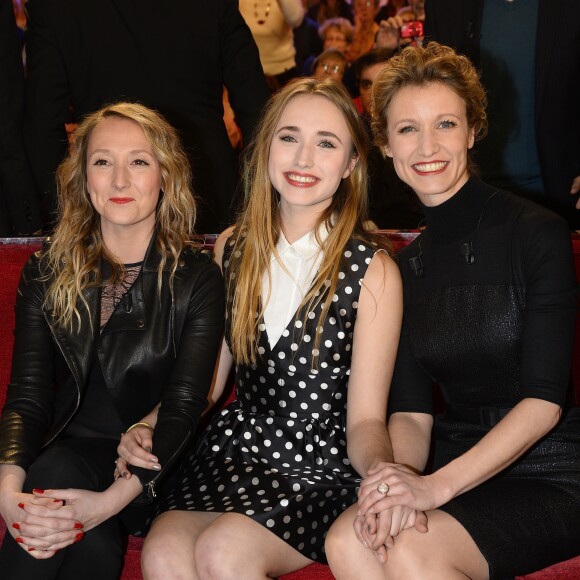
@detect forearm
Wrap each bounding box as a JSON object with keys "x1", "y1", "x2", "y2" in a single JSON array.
[
  {"x1": 277, "y1": 0, "x2": 304, "y2": 28},
  {"x1": 388, "y1": 412, "x2": 432, "y2": 473},
  {"x1": 0, "y1": 464, "x2": 26, "y2": 494},
  {"x1": 431, "y1": 398, "x2": 561, "y2": 504},
  {"x1": 347, "y1": 419, "x2": 394, "y2": 477}
]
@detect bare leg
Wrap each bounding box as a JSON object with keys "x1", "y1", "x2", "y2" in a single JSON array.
[
  {"x1": 327, "y1": 507, "x2": 489, "y2": 580},
  {"x1": 195, "y1": 513, "x2": 312, "y2": 579},
  {"x1": 142, "y1": 511, "x2": 221, "y2": 580}
]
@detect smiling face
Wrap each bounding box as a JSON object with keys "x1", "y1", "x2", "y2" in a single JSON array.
[
  {"x1": 86, "y1": 116, "x2": 162, "y2": 240},
  {"x1": 268, "y1": 94, "x2": 357, "y2": 221},
  {"x1": 384, "y1": 82, "x2": 475, "y2": 206}
]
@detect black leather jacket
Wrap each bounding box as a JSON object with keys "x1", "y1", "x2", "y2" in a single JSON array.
[{"x1": 0, "y1": 239, "x2": 224, "y2": 501}]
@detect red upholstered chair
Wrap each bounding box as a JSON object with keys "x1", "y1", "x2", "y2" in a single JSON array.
[{"x1": 0, "y1": 235, "x2": 579, "y2": 580}]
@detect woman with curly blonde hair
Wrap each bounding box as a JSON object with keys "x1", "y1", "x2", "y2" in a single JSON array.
[
  {"x1": 122, "y1": 77, "x2": 404, "y2": 578},
  {"x1": 0, "y1": 102, "x2": 224, "y2": 579}
]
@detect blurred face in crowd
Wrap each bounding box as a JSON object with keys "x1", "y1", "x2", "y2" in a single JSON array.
[
  {"x1": 323, "y1": 26, "x2": 349, "y2": 53},
  {"x1": 314, "y1": 56, "x2": 347, "y2": 82},
  {"x1": 383, "y1": 82, "x2": 475, "y2": 206},
  {"x1": 359, "y1": 62, "x2": 388, "y2": 116},
  {"x1": 352, "y1": 0, "x2": 379, "y2": 25}
]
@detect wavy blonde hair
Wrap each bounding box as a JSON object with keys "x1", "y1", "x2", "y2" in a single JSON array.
[
  {"x1": 227, "y1": 78, "x2": 390, "y2": 366},
  {"x1": 371, "y1": 42, "x2": 488, "y2": 174},
  {"x1": 43, "y1": 102, "x2": 196, "y2": 331}
]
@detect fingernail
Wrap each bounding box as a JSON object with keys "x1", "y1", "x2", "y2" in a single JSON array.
[
  {"x1": 75, "y1": 532, "x2": 84, "y2": 542},
  {"x1": 28, "y1": 547, "x2": 35, "y2": 552},
  {"x1": 33, "y1": 488, "x2": 45, "y2": 494},
  {"x1": 15, "y1": 537, "x2": 24, "y2": 543},
  {"x1": 145, "y1": 447, "x2": 152, "y2": 453},
  {"x1": 17, "y1": 503, "x2": 24, "y2": 509},
  {"x1": 12, "y1": 523, "x2": 20, "y2": 530},
  {"x1": 152, "y1": 464, "x2": 161, "y2": 470},
  {"x1": 53, "y1": 499, "x2": 61, "y2": 503},
  {"x1": 74, "y1": 523, "x2": 84, "y2": 529}
]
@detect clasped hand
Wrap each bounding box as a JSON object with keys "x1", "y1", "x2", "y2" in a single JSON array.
[{"x1": 354, "y1": 462, "x2": 433, "y2": 562}]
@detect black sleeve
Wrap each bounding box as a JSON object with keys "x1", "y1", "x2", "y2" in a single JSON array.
[
  {"x1": 388, "y1": 315, "x2": 435, "y2": 416},
  {"x1": 130, "y1": 259, "x2": 225, "y2": 501},
  {"x1": 518, "y1": 215, "x2": 578, "y2": 406}
]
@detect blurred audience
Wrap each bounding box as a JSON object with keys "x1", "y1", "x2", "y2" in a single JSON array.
[
  {"x1": 302, "y1": 16, "x2": 352, "y2": 74},
  {"x1": 346, "y1": 0, "x2": 381, "y2": 62},
  {"x1": 375, "y1": 0, "x2": 425, "y2": 50},
  {"x1": 307, "y1": 0, "x2": 352, "y2": 24},
  {"x1": 293, "y1": 0, "x2": 323, "y2": 73},
  {"x1": 311, "y1": 48, "x2": 348, "y2": 82},
  {"x1": 240, "y1": 0, "x2": 304, "y2": 91}
]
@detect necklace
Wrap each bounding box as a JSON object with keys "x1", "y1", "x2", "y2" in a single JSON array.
[{"x1": 254, "y1": 1, "x2": 271, "y2": 25}]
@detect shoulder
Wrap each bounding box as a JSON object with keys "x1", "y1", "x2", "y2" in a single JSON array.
[{"x1": 213, "y1": 225, "x2": 237, "y2": 272}]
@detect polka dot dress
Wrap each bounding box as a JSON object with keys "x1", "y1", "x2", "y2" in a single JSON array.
[{"x1": 158, "y1": 239, "x2": 378, "y2": 563}]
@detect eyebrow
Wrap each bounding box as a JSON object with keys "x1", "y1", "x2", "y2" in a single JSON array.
[
  {"x1": 88, "y1": 148, "x2": 154, "y2": 155},
  {"x1": 276, "y1": 126, "x2": 344, "y2": 144}
]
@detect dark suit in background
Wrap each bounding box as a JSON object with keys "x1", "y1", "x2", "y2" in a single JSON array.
[
  {"x1": 424, "y1": 0, "x2": 580, "y2": 228},
  {"x1": 0, "y1": 0, "x2": 42, "y2": 235},
  {"x1": 24, "y1": 0, "x2": 269, "y2": 233}
]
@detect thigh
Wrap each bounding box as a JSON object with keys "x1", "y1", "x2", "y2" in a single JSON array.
[
  {"x1": 197, "y1": 513, "x2": 312, "y2": 578},
  {"x1": 385, "y1": 509, "x2": 488, "y2": 580}
]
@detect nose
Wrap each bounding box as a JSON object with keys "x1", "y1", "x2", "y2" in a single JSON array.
[
  {"x1": 417, "y1": 128, "x2": 439, "y2": 157},
  {"x1": 295, "y1": 141, "x2": 314, "y2": 168},
  {"x1": 112, "y1": 163, "x2": 130, "y2": 190}
]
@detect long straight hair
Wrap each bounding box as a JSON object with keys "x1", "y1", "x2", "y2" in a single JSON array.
[{"x1": 226, "y1": 78, "x2": 390, "y2": 366}]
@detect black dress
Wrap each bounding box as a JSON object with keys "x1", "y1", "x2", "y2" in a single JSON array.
[
  {"x1": 389, "y1": 177, "x2": 580, "y2": 579},
  {"x1": 158, "y1": 238, "x2": 379, "y2": 563}
]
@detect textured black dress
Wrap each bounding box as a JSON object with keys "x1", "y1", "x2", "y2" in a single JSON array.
[
  {"x1": 389, "y1": 177, "x2": 580, "y2": 579},
  {"x1": 158, "y1": 238, "x2": 379, "y2": 563}
]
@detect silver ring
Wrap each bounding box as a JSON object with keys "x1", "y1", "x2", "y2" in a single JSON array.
[{"x1": 377, "y1": 482, "x2": 390, "y2": 495}]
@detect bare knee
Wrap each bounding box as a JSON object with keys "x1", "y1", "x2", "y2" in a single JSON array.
[
  {"x1": 194, "y1": 528, "x2": 240, "y2": 579},
  {"x1": 142, "y1": 528, "x2": 194, "y2": 580}
]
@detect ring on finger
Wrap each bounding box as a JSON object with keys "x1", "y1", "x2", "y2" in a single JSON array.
[{"x1": 377, "y1": 482, "x2": 390, "y2": 495}]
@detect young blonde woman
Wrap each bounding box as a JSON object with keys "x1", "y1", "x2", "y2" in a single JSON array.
[
  {"x1": 0, "y1": 102, "x2": 224, "y2": 579},
  {"x1": 119, "y1": 77, "x2": 404, "y2": 578}
]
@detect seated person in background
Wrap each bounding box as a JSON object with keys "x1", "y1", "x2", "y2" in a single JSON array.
[
  {"x1": 293, "y1": 0, "x2": 323, "y2": 74},
  {"x1": 326, "y1": 42, "x2": 580, "y2": 580},
  {"x1": 307, "y1": 0, "x2": 353, "y2": 24},
  {"x1": 0, "y1": 102, "x2": 225, "y2": 580},
  {"x1": 312, "y1": 48, "x2": 348, "y2": 83},
  {"x1": 121, "y1": 77, "x2": 403, "y2": 578},
  {"x1": 355, "y1": 48, "x2": 420, "y2": 229},
  {"x1": 302, "y1": 16, "x2": 353, "y2": 75},
  {"x1": 375, "y1": 0, "x2": 425, "y2": 50},
  {"x1": 346, "y1": 0, "x2": 381, "y2": 63}
]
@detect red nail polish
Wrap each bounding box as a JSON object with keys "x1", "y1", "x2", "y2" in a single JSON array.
[
  {"x1": 17, "y1": 503, "x2": 24, "y2": 509},
  {"x1": 15, "y1": 537, "x2": 24, "y2": 543},
  {"x1": 28, "y1": 547, "x2": 35, "y2": 552},
  {"x1": 74, "y1": 523, "x2": 84, "y2": 529},
  {"x1": 75, "y1": 532, "x2": 84, "y2": 542},
  {"x1": 53, "y1": 499, "x2": 61, "y2": 503},
  {"x1": 12, "y1": 523, "x2": 20, "y2": 530},
  {"x1": 33, "y1": 488, "x2": 45, "y2": 494}
]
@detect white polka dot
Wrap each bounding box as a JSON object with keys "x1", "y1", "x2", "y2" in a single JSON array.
[
  {"x1": 351, "y1": 264, "x2": 359, "y2": 271},
  {"x1": 295, "y1": 320, "x2": 303, "y2": 328},
  {"x1": 345, "y1": 286, "x2": 352, "y2": 294},
  {"x1": 325, "y1": 340, "x2": 332, "y2": 347},
  {"x1": 278, "y1": 352, "x2": 285, "y2": 359}
]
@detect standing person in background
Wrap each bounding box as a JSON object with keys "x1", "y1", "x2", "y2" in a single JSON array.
[
  {"x1": 239, "y1": 0, "x2": 305, "y2": 91},
  {"x1": 424, "y1": 0, "x2": 580, "y2": 229},
  {"x1": 23, "y1": 0, "x2": 269, "y2": 235},
  {"x1": 346, "y1": 0, "x2": 381, "y2": 63},
  {"x1": 0, "y1": 0, "x2": 41, "y2": 236},
  {"x1": 0, "y1": 102, "x2": 224, "y2": 580}
]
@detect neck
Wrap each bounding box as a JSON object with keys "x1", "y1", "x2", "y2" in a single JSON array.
[
  {"x1": 101, "y1": 223, "x2": 154, "y2": 264},
  {"x1": 279, "y1": 206, "x2": 325, "y2": 244}
]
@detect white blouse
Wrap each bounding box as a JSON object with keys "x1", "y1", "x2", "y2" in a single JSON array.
[{"x1": 262, "y1": 228, "x2": 326, "y2": 349}]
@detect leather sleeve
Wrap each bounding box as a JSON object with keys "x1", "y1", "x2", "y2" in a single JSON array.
[
  {"x1": 0, "y1": 254, "x2": 55, "y2": 470},
  {"x1": 130, "y1": 255, "x2": 225, "y2": 502}
]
